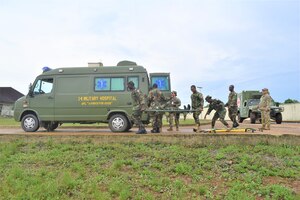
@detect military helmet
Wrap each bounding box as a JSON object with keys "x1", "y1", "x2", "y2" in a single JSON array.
[
  {"x1": 205, "y1": 95, "x2": 212, "y2": 101},
  {"x1": 127, "y1": 81, "x2": 135, "y2": 87}
]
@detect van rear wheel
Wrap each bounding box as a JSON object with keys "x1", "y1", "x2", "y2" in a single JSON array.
[
  {"x1": 109, "y1": 114, "x2": 129, "y2": 132},
  {"x1": 43, "y1": 122, "x2": 59, "y2": 131},
  {"x1": 21, "y1": 114, "x2": 39, "y2": 132}
]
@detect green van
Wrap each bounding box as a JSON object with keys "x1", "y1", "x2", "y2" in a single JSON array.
[{"x1": 14, "y1": 61, "x2": 171, "y2": 132}]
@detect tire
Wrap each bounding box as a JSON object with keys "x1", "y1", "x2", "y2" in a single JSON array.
[
  {"x1": 238, "y1": 113, "x2": 244, "y2": 123},
  {"x1": 21, "y1": 114, "x2": 39, "y2": 132},
  {"x1": 43, "y1": 122, "x2": 59, "y2": 131},
  {"x1": 275, "y1": 113, "x2": 282, "y2": 124},
  {"x1": 109, "y1": 114, "x2": 129, "y2": 132},
  {"x1": 250, "y1": 112, "x2": 256, "y2": 124}
]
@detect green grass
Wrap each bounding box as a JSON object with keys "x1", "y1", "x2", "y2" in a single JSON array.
[{"x1": 0, "y1": 137, "x2": 299, "y2": 199}]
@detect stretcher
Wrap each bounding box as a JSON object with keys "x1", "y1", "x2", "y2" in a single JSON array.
[{"x1": 199, "y1": 128, "x2": 256, "y2": 133}]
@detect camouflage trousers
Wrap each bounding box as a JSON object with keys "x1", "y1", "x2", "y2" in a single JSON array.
[
  {"x1": 193, "y1": 111, "x2": 201, "y2": 125},
  {"x1": 169, "y1": 112, "x2": 180, "y2": 128},
  {"x1": 261, "y1": 110, "x2": 270, "y2": 129},
  {"x1": 228, "y1": 106, "x2": 238, "y2": 124},
  {"x1": 149, "y1": 112, "x2": 162, "y2": 129},
  {"x1": 212, "y1": 110, "x2": 228, "y2": 128},
  {"x1": 132, "y1": 110, "x2": 145, "y2": 128}
]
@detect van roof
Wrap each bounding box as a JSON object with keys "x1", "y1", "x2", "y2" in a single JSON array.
[{"x1": 41, "y1": 65, "x2": 148, "y2": 76}]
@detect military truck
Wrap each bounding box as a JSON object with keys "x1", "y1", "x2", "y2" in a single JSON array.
[
  {"x1": 237, "y1": 90, "x2": 283, "y2": 124},
  {"x1": 14, "y1": 61, "x2": 171, "y2": 132}
]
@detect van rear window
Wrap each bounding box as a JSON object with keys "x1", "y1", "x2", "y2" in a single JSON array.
[
  {"x1": 95, "y1": 77, "x2": 124, "y2": 91},
  {"x1": 151, "y1": 76, "x2": 170, "y2": 91}
]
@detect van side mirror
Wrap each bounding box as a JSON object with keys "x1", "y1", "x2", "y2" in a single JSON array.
[{"x1": 28, "y1": 83, "x2": 33, "y2": 97}]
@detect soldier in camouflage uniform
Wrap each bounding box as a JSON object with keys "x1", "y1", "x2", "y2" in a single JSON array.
[
  {"x1": 225, "y1": 85, "x2": 239, "y2": 128},
  {"x1": 190, "y1": 85, "x2": 204, "y2": 132},
  {"x1": 167, "y1": 91, "x2": 181, "y2": 131},
  {"x1": 204, "y1": 96, "x2": 230, "y2": 129},
  {"x1": 127, "y1": 81, "x2": 147, "y2": 134},
  {"x1": 258, "y1": 88, "x2": 272, "y2": 130},
  {"x1": 148, "y1": 83, "x2": 165, "y2": 133}
]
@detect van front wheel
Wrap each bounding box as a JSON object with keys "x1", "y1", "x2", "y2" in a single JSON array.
[
  {"x1": 109, "y1": 114, "x2": 129, "y2": 132},
  {"x1": 21, "y1": 114, "x2": 39, "y2": 132}
]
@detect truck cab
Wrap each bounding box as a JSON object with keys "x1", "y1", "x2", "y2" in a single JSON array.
[{"x1": 237, "y1": 90, "x2": 283, "y2": 124}]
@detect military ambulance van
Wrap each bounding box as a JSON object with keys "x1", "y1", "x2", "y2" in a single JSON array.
[{"x1": 14, "y1": 61, "x2": 171, "y2": 132}]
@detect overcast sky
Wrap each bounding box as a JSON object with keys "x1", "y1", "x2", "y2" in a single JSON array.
[{"x1": 0, "y1": 0, "x2": 299, "y2": 105}]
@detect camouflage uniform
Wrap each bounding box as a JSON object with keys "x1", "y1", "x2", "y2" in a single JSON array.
[
  {"x1": 206, "y1": 99, "x2": 229, "y2": 128},
  {"x1": 148, "y1": 87, "x2": 164, "y2": 133},
  {"x1": 191, "y1": 91, "x2": 204, "y2": 126},
  {"x1": 168, "y1": 95, "x2": 181, "y2": 131},
  {"x1": 131, "y1": 88, "x2": 146, "y2": 132},
  {"x1": 259, "y1": 89, "x2": 272, "y2": 130},
  {"x1": 226, "y1": 91, "x2": 239, "y2": 127}
]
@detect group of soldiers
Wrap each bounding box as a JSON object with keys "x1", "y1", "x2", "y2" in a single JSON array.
[{"x1": 127, "y1": 81, "x2": 272, "y2": 134}]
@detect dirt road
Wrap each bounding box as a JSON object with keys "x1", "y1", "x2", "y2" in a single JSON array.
[{"x1": 1, "y1": 122, "x2": 299, "y2": 136}]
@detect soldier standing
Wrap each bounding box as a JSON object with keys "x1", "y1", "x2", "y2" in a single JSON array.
[
  {"x1": 148, "y1": 83, "x2": 164, "y2": 133},
  {"x1": 204, "y1": 96, "x2": 230, "y2": 129},
  {"x1": 127, "y1": 81, "x2": 147, "y2": 134},
  {"x1": 225, "y1": 85, "x2": 239, "y2": 128},
  {"x1": 258, "y1": 88, "x2": 272, "y2": 130},
  {"x1": 167, "y1": 91, "x2": 181, "y2": 131},
  {"x1": 190, "y1": 85, "x2": 204, "y2": 132}
]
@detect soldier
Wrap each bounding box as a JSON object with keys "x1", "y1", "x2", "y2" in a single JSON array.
[
  {"x1": 148, "y1": 83, "x2": 165, "y2": 133},
  {"x1": 204, "y1": 96, "x2": 230, "y2": 129},
  {"x1": 225, "y1": 85, "x2": 239, "y2": 128},
  {"x1": 258, "y1": 88, "x2": 272, "y2": 130},
  {"x1": 127, "y1": 81, "x2": 147, "y2": 134},
  {"x1": 167, "y1": 91, "x2": 181, "y2": 131},
  {"x1": 190, "y1": 85, "x2": 204, "y2": 132}
]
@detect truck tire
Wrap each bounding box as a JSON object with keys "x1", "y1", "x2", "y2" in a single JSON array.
[
  {"x1": 43, "y1": 122, "x2": 59, "y2": 131},
  {"x1": 21, "y1": 114, "x2": 39, "y2": 132},
  {"x1": 275, "y1": 113, "x2": 282, "y2": 124},
  {"x1": 109, "y1": 114, "x2": 129, "y2": 132},
  {"x1": 250, "y1": 112, "x2": 256, "y2": 124},
  {"x1": 238, "y1": 113, "x2": 244, "y2": 123}
]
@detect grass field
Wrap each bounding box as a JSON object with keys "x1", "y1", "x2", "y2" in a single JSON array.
[{"x1": 0, "y1": 137, "x2": 299, "y2": 199}]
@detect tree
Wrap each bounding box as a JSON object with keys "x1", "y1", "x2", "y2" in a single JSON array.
[{"x1": 284, "y1": 99, "x2": 299, "y2": 104}]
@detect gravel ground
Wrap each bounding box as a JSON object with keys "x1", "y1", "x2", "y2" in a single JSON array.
[{"x1": 0, "y1": 121, "x2": 299, "y2": 136}]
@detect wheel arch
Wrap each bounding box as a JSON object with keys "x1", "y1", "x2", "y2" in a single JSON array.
[{"x1": 20, "y1": 110, "x2": 39, "y2": 122}]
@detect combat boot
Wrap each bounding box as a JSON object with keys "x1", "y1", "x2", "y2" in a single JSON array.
[
  {"x1": 136, "y1": 127, "x2": 147, "y2": 134},
  {"x1": 167, "y1": 127, "x2": 173, "y2": 131},
  {"x1": 196, "y1": 124, "x2": 201, "y2": 133},
  {"x1": 151, "y1": 127, "x2": 160, "y2": 133},
  {"x1": 265, "y1": 125, "x2": 270, "y2": 130},
  {"x1": 193, "y1": 125, "x2": 198, "y2": 132},
  {"x1": 176, "y1": 127, "x2": 179, "y2": 131},
  {"x1": 233, "y1": 122, "x2": 239, "y2": 128}
]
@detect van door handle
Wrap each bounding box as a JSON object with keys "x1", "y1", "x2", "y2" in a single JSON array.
[
  {"x1": 127, "y1": 102, "x2": 132, "y2": 105},
  {"x1": 48, "y1": 96, "x2": 54, "y2": 99}
]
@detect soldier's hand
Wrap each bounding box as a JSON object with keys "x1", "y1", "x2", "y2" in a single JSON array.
[{"x1": 199, "y1": 108, "x2": 203, "y2": 112}]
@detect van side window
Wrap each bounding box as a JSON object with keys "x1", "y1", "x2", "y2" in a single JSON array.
[
  {"x1": 33, "y1": 78, "x2": 53, "y2": 95},
  {"x1": 151, "y1": 76, "x2": 170, "y2": 91},
  {"x1": 95, "y1": 77, "x2": 124, "y2": 91},
  {"x1": 128, "y1": 76, "x2": 139, "y2": 88}
]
